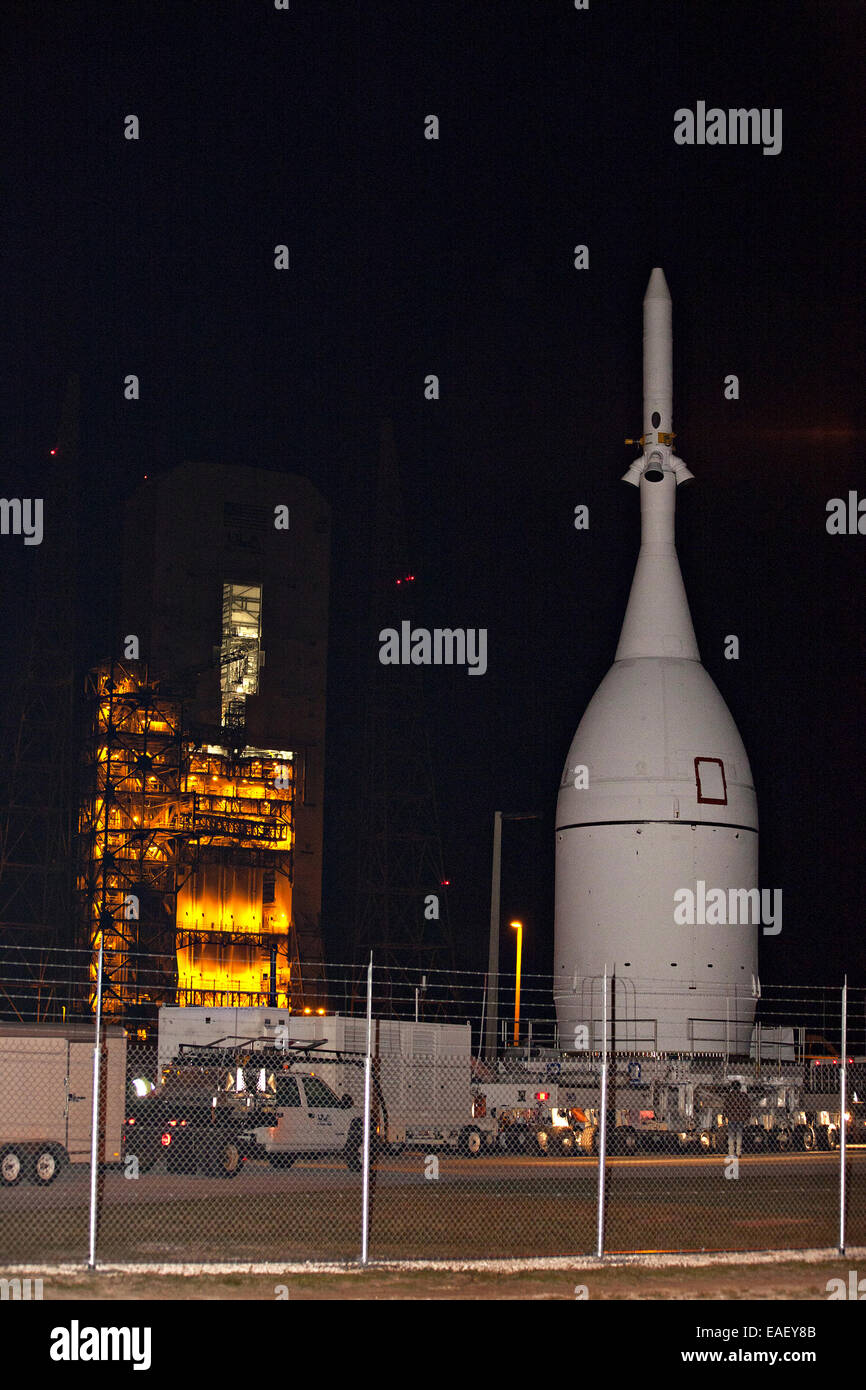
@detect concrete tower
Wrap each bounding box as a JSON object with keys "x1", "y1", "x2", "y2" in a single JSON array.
[{"x1": 554, "y1": 271, "x2": 759, "y2": 1054}]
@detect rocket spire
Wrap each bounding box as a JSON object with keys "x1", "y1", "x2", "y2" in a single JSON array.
[
  {"x1": 643, "y1": 267, "x2": 672, "y2": 449},
  {"x1": 615, "y1": 269, "x2": 699, "y2": 662}
]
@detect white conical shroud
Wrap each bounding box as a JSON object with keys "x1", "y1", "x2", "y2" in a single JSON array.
[
  {"x1": 615, "y1": 468, "x2": 699, "y2": 660},
  {"x1": 553, "y1": 269, "x2": 759, "y2": 1055}
]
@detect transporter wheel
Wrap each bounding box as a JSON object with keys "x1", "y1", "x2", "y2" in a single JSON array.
[
  {"x1": 32, "y1": 1148, "x2": 62, "y2": 1185},
  {"x1": 534, "y1": 1128, "x2": 550, "y2": 1155},
  {"x1": 612, "y1": 1126, "x2": 638, "y2": 1156},
  {"x1": 216, "y1": 1140, "x2": 243, "y2": 1177},
  {"x1": 557, "y1": 1129, "x2": 576, "y2": 1156},
  {"x1": 577, "y1": 1125, "x2": 597, "y2": 1154},
  {"x1": 772, "y1": 1127, "x2": 792, "y2": 1153},
  {"x1": 0, "y1": 1147, "x2": 24, "y2": 1186},
  {"x1": 793, "y1": 1124, "x2": 816, "y2": 1152},
  {"x1": 744, "y1": 1126, "x2": 767, "y2": 1154},
  {"x1": 826, "y1": 1126, "x2": 840, "y2": 1150},
  {"x1": 459, "y1": 1126, "x2": 483, "y2": 1157},
  {"x1": 699, "y1": 1130, "x2": 715, "y2": 1153}
]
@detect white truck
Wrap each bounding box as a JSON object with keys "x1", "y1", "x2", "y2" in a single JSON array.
[
  {"x1": 0, "y1": 1022, "x2": 127, "y2": 1185},
  {"x1": 235, "y1": 1068, "x2": 366, "y2": 1170},
  {"x1": 158, "y1": 1008, "x2": 499, "y2": 1157}
]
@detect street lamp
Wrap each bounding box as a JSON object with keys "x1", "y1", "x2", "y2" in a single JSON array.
[
  {"x1": 483, "y1": 810, "x2": 540, "y2": 1061},
  {"x1": 511, "y1": 921, "x2": 523, "y2": 1045}
]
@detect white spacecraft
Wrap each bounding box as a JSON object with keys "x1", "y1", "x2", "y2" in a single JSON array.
[{"x1": 554, "y1": 269, "x2": 759, "y2": 1054}]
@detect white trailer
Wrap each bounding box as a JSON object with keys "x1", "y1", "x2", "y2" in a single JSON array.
[
  {"x1": 0, "y1": 1022, "x2": 127, "y2": 1184},
  {"x1": 157, "y1": 1008, "x2": 497, "y2": 1155}
]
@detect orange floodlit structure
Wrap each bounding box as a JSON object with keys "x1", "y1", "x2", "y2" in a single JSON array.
[
  {"x1": 78, "y1": 659, "x2": 306, "y2": 1021},
  {"x1": 176, "y1": 744, "x2": 296, "y2": 1007}
]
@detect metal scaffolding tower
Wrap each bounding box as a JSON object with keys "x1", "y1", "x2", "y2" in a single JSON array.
[
  {"x1": 77, "y1": 661, "x2": 184, "y2": 1021},
  {"x1": 77, "y1": 659, "x2": 308, "y2": 1024}
]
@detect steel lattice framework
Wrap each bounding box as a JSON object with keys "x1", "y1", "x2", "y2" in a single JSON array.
[{"x1": 76, "y1": 661, "x2": 185, "y2": 1019}]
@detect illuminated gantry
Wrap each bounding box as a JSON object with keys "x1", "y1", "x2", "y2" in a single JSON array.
[
  {"x1": 77, "y1": 662, "x2": 184, "y2": 1016},
  {"x1": 78, "y1": 660, "x2": 303, "y2": 1019}
]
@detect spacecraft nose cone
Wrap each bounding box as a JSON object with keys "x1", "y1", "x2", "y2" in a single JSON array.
[
  {"x1": 644, "y1": 267, "x2": 671, "y2": 302},
  {"x1": 554, "y1": 269, "x2": 759, "y2": 1056}
]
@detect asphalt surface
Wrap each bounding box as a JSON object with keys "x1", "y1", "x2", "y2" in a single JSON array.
[{"x1": 3, "y1": 1150, "x2": 864, "y2": 1263}]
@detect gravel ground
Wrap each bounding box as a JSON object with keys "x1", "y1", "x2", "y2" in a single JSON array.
[{"x1": 8, "y1": 1250, "x2": 865, "y2": 1300}]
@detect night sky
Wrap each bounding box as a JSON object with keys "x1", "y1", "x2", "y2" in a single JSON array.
[{"x1": 2, "y1": 1, "x2": 864, "y2": 993}]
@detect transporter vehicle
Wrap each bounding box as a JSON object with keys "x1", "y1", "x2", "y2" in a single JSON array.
[
  {"x1": 477, "y1": 1083, "x2": 580, "y2": 1155},
  {"x1": 0, "y1": 1022, "x2": 127, "y2": 1186},
  {"x1": 786, "y1": 1059, "x2": 866, "y2": 1151},
  {"x1": 530, "y1": 1101, "x2": 580, "y2": 1156}
]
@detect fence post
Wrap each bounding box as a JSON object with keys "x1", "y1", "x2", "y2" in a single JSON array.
[
  {"x1": 360, "y1": 953, "x2": 373, "y2": 1265},
  {"x1": 87, "y1": 932, "x2": 104, "y2": 1269},
  {"x1": 839, "y1": 976, "x2": 848, "y2": 1255},
  {"x1": 595, "y1": 965, "x2": 609, "y2": 1259}
]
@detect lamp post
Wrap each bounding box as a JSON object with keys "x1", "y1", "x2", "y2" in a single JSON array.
[
  {"x1": 511, "y1": 921, "x2": 523, "y2": 1045},
  {"x1": 484, "y1": 811, "x2": 540, "y2": 1061}
]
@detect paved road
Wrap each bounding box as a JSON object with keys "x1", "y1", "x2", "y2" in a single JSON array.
[
  {"x1": 3, "y1": 1150, "x2": 864, "y2": 1263},
  {"x1": 1, "y1": 1146, "x2": 865, "y2": 1202}
]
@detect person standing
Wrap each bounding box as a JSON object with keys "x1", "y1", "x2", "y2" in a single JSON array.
[{"x1": 724, "y1": 1081, "x2": 751, "y2": 1157}]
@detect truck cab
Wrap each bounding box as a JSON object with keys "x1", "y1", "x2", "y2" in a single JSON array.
[{"x1": 242, "y1": 1070, "x2": 363, "y2": 1170}]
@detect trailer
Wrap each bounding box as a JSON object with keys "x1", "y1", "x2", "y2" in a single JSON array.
[{"x1": 0, "y1": 1022, "x2": 127, "y2": 1185}]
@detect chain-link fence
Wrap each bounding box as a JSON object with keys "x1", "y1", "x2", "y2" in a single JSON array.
[{"x1": 1, "y1": 950, "x2": 864, "y2": 1266}]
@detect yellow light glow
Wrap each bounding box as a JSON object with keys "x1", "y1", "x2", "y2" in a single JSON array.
[{"x1": 510, "y1": 920, "x2": 523, "y2": 1046}]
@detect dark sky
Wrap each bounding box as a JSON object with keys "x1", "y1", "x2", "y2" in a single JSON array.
[{"x1": 2, "y1": 1, "x2": 864, "y2": 991}]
